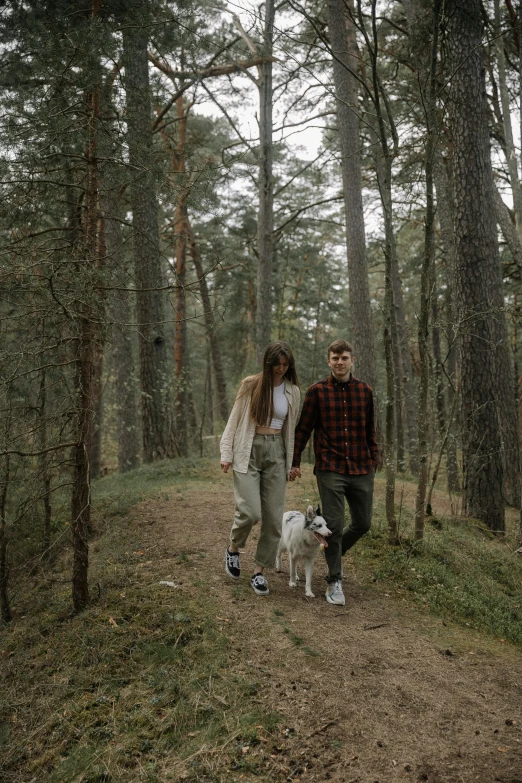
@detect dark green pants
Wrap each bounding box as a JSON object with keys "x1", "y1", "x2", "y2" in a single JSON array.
[{"x1": 316, "y1": 470, "x2": 374, "y2": 583}]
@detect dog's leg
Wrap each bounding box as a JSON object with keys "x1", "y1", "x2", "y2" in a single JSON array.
[
  {"x1": 288, "y1": 553, "x2": 297, "y2": 588},
  {"x1": 304, "y1": 556, "x2": 315, "y2": 598}
]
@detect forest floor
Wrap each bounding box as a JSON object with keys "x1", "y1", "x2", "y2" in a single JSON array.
[{"x1": 2, "y1": 464, "x2": 522, "y2": 783}]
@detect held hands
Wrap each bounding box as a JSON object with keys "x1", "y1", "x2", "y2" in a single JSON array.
[
  {"x1": 221, "y1": 462, "x2": 232, "y2": 473},
  {"x1": 289, "y1": 467, "x2": 302, "y2": 481}
]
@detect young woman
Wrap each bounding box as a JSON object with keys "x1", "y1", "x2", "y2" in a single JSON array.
[{"x1": 220, "y1": 341, "x2": 301, "y2": 595}]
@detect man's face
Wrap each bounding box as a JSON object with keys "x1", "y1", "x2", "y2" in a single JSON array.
[{"x1": 327, "y1": 351, "x2": 354, "y2": 381}]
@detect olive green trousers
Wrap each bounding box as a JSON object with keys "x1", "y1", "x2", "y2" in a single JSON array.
[{"x1": 230, "y1": 434, "x2": 287, "y2": 568}]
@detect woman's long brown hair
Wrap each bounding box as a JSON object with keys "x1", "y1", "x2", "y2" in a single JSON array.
[{"x1": 244, "y1": 341, "x2": 298, "y2": 427}]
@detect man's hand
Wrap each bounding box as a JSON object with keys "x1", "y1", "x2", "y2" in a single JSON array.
[
  {"x1": 221, "y1": 462, "x2": 232, "y2": 473},
  {"x1": 289, "y1": 467, "x2": 302, "y2": 481}
]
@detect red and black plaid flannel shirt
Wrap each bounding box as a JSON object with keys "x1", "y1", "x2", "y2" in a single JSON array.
[{"x1": 292, "y1": 374, "x2": 378, "y2": 475}]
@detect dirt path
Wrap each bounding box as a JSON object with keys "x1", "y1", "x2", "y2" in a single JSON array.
[{"x1": 134, "y1": 469, "x2": 522, "y2": 783}]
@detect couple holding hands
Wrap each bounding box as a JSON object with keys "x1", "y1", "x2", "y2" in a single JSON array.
[{"x1": 220, "y1": 339, "x2": 378, "y2": 606}]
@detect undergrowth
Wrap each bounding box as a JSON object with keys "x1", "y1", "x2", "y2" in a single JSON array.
[
  {"x1": 3, "y1": 458, "x2": 522, "y2": 783},
  {"x1": 0, "y1": 457, "x2": 279, "y2": 783},
  {"x1": 294, "y1": 470, "x2": 522, "y2": 646},
  {"x1": 353, "y1": 499, "x2": 522, "y2": 646}
]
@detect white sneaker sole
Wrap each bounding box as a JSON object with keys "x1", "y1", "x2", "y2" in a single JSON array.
[
  {"x1": 251, "y1": 583, "x2": 270, "y2": 596},
  {"x1": 325, "y1": 591, "x2": 345, "y2": 606}
]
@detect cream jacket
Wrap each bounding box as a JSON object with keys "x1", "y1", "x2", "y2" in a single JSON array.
[{"x1": 220, "y1": 378, "x2": 301, "y2": 478}]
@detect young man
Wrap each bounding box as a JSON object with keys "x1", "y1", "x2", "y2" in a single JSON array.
[{"x1": 290, "y1": 340, "x2": 378, "y2": 606}]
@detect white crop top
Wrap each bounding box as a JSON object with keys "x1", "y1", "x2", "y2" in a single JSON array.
[{"x1": 269, "y1": 383, "x2": 289, "y2": 429}]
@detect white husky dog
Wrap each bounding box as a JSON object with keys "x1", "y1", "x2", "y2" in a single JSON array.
[{"x1": 275, "y1": 505, "x2": 332, "y2": 598}]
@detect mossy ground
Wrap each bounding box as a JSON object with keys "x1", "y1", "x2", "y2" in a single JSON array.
[{"x1": 1, "y1": 459, "x2": 521, "y2": 782}]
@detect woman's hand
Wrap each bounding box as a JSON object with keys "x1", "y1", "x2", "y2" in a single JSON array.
[
  {"x1": 289, "y1": 467, "x2": 302, "y2": 481},
  {"x1": 221, "y1": 462, "x2": 232, "y2": 473}
]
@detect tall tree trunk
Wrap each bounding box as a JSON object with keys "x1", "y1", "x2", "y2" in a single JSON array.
[
  {"x1": 370, "y1": 135, "x2": 416, "y2": 473},
  {"x1": 173, "y1": 96, "x2": 189, "y2": 457},
  {"x1": 71, "y1": 81, "x2": 101, "y2": 611},
  {"x1": 187, "y1": 221, "x2": 229, "y2": 422},
  {"x1": 358, "y1": 1, "x2": 397, "y2": 538},
  {"x1": 38, "y1": 371, "x2": 52, "y2": 554},
  {"x1": 123, "y1": 17, "x2": 169, "y2": 462},
  {"x1": 447, "y1": 0, "x2": 506, "y2": 532},
  {"x1": 103, "y1": 195, "x2": 141, "y2": 473},
  {"x1": 256, "y1": 0, "x2": 275, "y2": 361},
  {"x1": 88, "y1": 330, "x2": 104, "y2": 479},
  {"x1": 391, "y1": 251, "x2": 418, "y2": 473},
  {"x1": 433, "y1": 152, "x2": 460, "y2": 494},
  {"x1": 414, "y1": 0, "x2": 440, "y2": 540},
  {"x1": 325, "y1": 0, "x2": 378, "y2": 393},
  {"x1": 0, "y1": 454, "x2": 11, "y2": 624}
]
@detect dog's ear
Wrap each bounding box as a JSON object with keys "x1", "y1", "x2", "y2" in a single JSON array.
[
  {"x1": 315, "y1": 504, "x2": 321, "y2": 517},
  {"x1": 306, "y1": 504, "x2": 314, "y2": 522}
]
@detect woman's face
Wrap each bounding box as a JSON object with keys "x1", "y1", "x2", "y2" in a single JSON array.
[{"x1": 272, "y1": 355, "x2": 290, "y2": 381}]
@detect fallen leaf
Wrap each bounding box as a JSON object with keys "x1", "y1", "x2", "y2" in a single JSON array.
[
  {"x1": 108, "y1": 617, "x2": 118, "y2": 627},
  {"x1": 498, "y1": 747, "x2": 508, "y2": 752}
]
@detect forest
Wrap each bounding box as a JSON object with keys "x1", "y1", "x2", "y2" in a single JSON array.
[
  {"x1": 1, "y1": 0, "x2": 522, "y2": 619},
  {"x1": 3, "y1": 2, "x2": 522, "y2": 781}
]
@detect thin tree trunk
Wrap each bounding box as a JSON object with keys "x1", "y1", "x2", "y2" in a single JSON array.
[
  {"x1": 123, "y1": 18, "x2": 169, "y2": 462},
  {"x1": 357, "y1": 0, "x2": 397, "y2": 539},
  {"x1": 325, "y1": 0, "x2": 378, "y2": 393},
  {"x1": 103, "y1": 194, "x2": 141, "y2": 473},
  {"x1": 187, "y1": 221, "x2": 229, "y2": 422},
  {"x1": 38, "y1": 371, "x2": 52, "y2": 554},
  {"x1": 173, "y1": 96, "x2": 189, "y2": 457},
  {"x1": 391, "y1": 252, "x2": 418, "y2": 474},
  {"x1": 371, "y1": 143, "x2": 416, "y2": 473},
  {"x1": 433, "y1": 153, "x2": 460, "y2": 494},
  {"x1": 414, "y1": 0, "x2": 440, "y2": 540},
  {"x1": 0, "y1": 454, "x2": 11, "y2": 624},
  {"x1": 88, "y1": 337, "x2": 103, "y2": 479},
  {"x1": 447, "y1": 0, "x2": 505, "y2": 532},
  {"x1": 72, "y1": 80, "x2": 101, "y2": 612},
  {"x1": 256, "y1": 0, "x2": 275, "y2": 361}
]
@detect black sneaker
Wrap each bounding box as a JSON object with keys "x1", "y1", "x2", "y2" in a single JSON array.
[
  {"x1": 225, "y1": 548, "x2": 240, "y2": 579},
  {"x1": 250, "y1": 573, "x2": 269, "y2": 596}
]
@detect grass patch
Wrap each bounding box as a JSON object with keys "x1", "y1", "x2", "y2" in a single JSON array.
[
  {"x1": 1, "y1": 458, "x2": 281, "y2": 783},
  {"x1": 92, "y1": 457, "x2": 216, "y2": 520},
  {"x1": 353, "y1": 499, "x2": 522, "y2": 645},
  {"x1": 1, "y1": 583, "x2": 279, "y2": 782},
  {"x1": 292, "y1": 469, "x2": 522, "y2": 646}
]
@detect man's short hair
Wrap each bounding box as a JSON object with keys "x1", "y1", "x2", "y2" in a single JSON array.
[{"x1": 328, "y1": 339, "x2": 353, "y2": 357}]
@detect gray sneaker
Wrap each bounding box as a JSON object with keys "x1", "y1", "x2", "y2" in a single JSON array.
[{"x1": 325, "y1": 580, "x2": 345, "y2": 606}]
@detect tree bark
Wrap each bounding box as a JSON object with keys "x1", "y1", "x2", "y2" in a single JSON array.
[
  {"x1": 447, "y1": 0, "x2": 506, "y2": 532},
  {"x1": 433, "y1": 152, "x2": 460, "y2": 494},
  {"x1": 173, "y1": 96, "x2": 189, "y2": 457},
  {"x1": 0, "y1": 454, "x2": 11, "y2": 624},
  {"x1": 71, "y1": 81, "x2": 101, "y2": 612},
  {"x1": 411, "y1": 0, "x2": 440, "y2": 539},
  {"x1": 38, "y1": 371, "x2": 53, "y2": 554},
  {"x1": 325, "y1": 0, "x2": 378, "y2": 392},
  {"x1": 256, "y1": 0, "x2": 275, "y2": 361},
  {"x1": 357, "y1": 1, "x2": 396, "y2": 538},
  {"x1": 123, "y1": 18, "x2": 169, "y2": 462},
  {"x1": 102, "y1": 192, "x2": 141, "y2": 473},
  {"x1": 188, "y1": 221, "x2": 229, "y2": 422}
]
